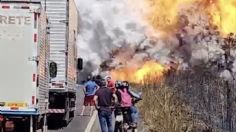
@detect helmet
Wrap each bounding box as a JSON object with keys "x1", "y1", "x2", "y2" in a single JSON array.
[
  {"x1": 121, "y1": 81, "x2": 129, "y2": 88},
  {"x1": 115, "y1": 81, "x2": 122, "y2": 89}
]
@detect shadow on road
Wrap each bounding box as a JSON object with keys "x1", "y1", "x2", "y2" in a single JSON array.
[{"x1": 47, "y1": 118, "x2": 73, "y2": 130}]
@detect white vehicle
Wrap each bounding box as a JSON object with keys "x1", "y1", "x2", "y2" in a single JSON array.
[
  {"x1": 41, "y1": 0, "x2": 83, "y2": 125},
  {"x1": 0, "y1": 0, "x2": 49, "y2": 131}
]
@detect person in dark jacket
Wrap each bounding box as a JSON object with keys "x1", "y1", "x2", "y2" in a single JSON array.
[{"x1": 94, "y1": 79, "x2": 117, "y2": 132}]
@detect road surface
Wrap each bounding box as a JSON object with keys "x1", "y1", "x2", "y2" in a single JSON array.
[{"x1": 47, "y1": 86, "x2": 146, "y2": 132}]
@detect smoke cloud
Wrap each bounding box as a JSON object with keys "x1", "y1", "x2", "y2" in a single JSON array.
[
  {"x1": 76, "y1": 0, "x2": 236, "y2": 81},
  {"x1": 76, "y1": 0, "x2": 148, "y2": 77}
]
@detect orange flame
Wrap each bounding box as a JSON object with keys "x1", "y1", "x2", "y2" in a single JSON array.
[
  {"x1": 110, "y1": 0, "x2": 236, "y2": 83},
  {"x1": 110, "y1": 61, "x2": 166, "y2": 83},
  {"x1": 147, "y1": 0, "x2": 191, "y2": 31},
  {"x1": 144, "y1": 0, "x2": 236, "y2": 35},
  {"x1": 206, "y1": 0, "x2": 236, "y2": 34}
]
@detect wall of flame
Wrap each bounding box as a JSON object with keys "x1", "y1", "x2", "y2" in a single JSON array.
[{"x1": 109, "y1": 0, "x2": 236, "y2": 83}]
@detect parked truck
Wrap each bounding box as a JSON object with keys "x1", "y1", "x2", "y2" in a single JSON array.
[
  {"x1": 41, "y1": 0, "x2": 82, "y2": 125},
  {"x1": 0, "y1": 0, "x2": 50, "y2": 131}
]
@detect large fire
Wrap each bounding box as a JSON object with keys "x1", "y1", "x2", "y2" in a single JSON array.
[
  {"x1": 147, "y1": 0, "x2": 191, "y2": 31},
  {"x1": 110, "y1": 61, "x2": 166, "y2": 83},
  {"x1": 109, "y1": 0, "x2": 236, "y2": 83},
  {"x1": 207, "y1": 0, "x2": 236, "y2": 34},
  {"x1": 146, "y1": 0, "x2": 236, "y2": 35}
]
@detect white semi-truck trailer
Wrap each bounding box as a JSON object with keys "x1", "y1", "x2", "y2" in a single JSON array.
[
  {"x1": 0, "y1": 0, "x2": 50, "y2": 131},
  {"x1": 41, "y1": 0, "x2": 83, "y2": 125}
]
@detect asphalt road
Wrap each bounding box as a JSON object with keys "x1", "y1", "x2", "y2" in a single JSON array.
[{"x1": 47, "y1": 86, "x2": 147, "y2": 132}]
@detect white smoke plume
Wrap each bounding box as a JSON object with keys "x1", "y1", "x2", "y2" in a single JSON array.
[
  {"x1": 75, "y1": 0, "x2": 236, "y2": 80},
  {"x1": 75, "y1": 0, "x2": 149, "y2": 76}
]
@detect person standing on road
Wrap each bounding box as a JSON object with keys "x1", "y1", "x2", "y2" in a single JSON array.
[
  {"x1": 94, "y1": 79, "x2": 117, "y2": 132},
  {"x1": 105, "y1": 76, "x2": 116, "y2": 93},
  {"x1": 94, "y1": 75, "x2": 103, "y2": 87},
  {"x1": 80, "y1": 75, "x2": 99, "y2": 116}
]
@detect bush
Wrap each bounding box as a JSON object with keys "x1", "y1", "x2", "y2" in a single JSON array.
[
  {"x1": 139, "y1": 83, "x2": 193, "y2": 132},
  {"x1": 138, "y1": 67, "x2": 235, "y2": 132}
]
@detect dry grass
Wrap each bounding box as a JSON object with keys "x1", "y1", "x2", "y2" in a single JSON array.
[
  {"x1": 139, "y1": 83, "x2": 193, "y2": 132},
  {"x1": 138, "y1": 67, "x2": 236, "y2": 132}
]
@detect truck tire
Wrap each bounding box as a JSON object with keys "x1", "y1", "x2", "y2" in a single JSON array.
[
  {"x1": 33, "y1": 116, "x2": 38, "y2": 132},
  {"x1": 63, "y1": 99, "x2": 70, "y2": 126},
  {"x1": 0, "y1": 121, "x2": 5, "y2": 132},
  {"x1": 63, "y1": 111, "x2": 70, "y2": 127},
  {"x1": 39, "y1": 115, "x2": 47, "y2": 132},
  {"x1": 69, "y1": 111, "x2": 75, "y2": 118}
]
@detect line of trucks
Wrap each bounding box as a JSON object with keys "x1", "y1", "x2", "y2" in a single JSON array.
[{"x1": 0, "y1": 0, "x2": 83, "y2": 131}]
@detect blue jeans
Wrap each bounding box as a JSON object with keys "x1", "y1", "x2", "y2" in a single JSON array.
[
  {"x1": 98, "y1": 109, "x2": 113, "y2": 132},
  {"x1": 130, "y1": 106, "x2": 138, "y2": 123}
]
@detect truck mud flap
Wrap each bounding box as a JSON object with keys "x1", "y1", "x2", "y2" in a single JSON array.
[{"x1": 47, "y1": 109, "x2": 65, "y2": 113}]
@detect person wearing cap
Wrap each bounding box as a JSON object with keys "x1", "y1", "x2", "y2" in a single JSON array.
[
  {"x1": 94, "y1": 79, "x2": 117, "y2": 132},
  {"x1": 105, "y1": 76, "x2": 116, "y2": 93},
  {"x1": 80, "y1": 75, "x2": 99, "y2": 116}
]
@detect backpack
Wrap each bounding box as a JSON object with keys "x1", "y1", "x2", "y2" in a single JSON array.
[{"x1": 118, "y1": 88, "x2": 132, "y2": 107}]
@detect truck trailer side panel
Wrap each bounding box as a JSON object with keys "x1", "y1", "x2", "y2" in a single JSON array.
[
  {"x1": 42, "y1": 0, "x2": 67, "y2": 85},
  {"x1": 67, "y1": 0, "x2": 79, "y2": 92},
  {"x1": 41, "y1": 0, "x2": 79, "y2": 124},
  {"x1": 0, "y1": 2, "x2": 49, "y2": 132},
  {"x1": 42, "y1": 0, "x2": 79, "y2": 92},
  {"x1": 0, "y1": 3, "x2": 38, "y2": 113},
  {"x1": 37, "y1": 6, "x2": 50, "y2": 115}
]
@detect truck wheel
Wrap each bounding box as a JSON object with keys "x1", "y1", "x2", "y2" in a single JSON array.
[
  {"x1": 0, "y1": 122, "x2": 5, "y2": 132},
  {"x1": 69, "y1": 111, "x2": 75, "y2": 118},
  {"x1": 33, "y1": 117, "x2": 38, "y2": 132},
  {"x1": 40, "y1": 115, "x2": 47, "y2": 132},
  {"x1": 63, "y1": 100, "x2": 70, "y2": 126},
  {"x1": 62, "y1": 113, "x2": 69, "y2": 127}
]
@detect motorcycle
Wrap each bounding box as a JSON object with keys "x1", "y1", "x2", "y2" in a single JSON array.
[
  {"x1": 114, "y1": 106, "x2": 137, "y2": 132},
  {"x1": 114, "y1": 92, "x2": 142, "y2": 132}
]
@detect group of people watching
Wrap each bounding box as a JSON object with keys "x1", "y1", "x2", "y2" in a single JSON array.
[{"x1": 80, "y1": 75, "x2": 141, "y2": 132}]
